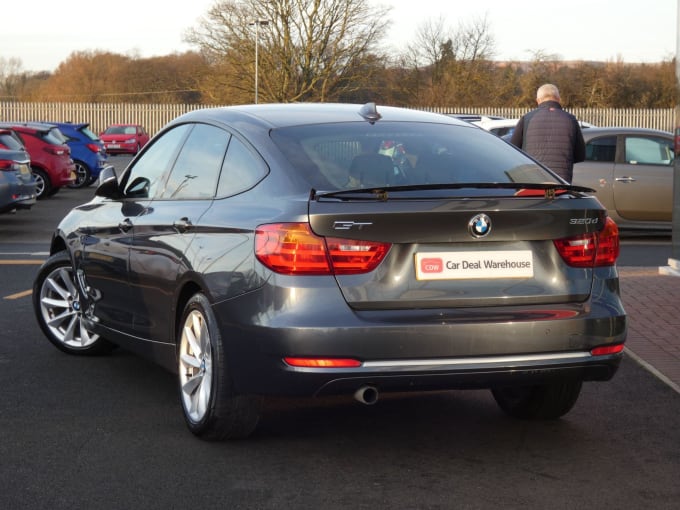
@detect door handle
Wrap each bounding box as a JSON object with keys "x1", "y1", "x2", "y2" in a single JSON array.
[
  {"x1": 173, "y1": 217, "x2": 193, "y2": 233},
  {"x1": 118, "y1": 218, "x2": 133, "y2": 232},
  {"x1": 614, "y1": 177, "x2": 636, "y2": 183}
]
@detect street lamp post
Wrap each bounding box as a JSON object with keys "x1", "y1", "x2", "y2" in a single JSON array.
[{"x1": 250, "y1": 19, "x2": 269, "y2": 104}]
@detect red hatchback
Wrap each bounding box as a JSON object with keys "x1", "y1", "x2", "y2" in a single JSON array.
[
  {"x1": 100, "y1": 124, "x2": 150, "y2": 154},
  {"x1": 0, "y1": 122, "x2": 75, "y2": 198}
]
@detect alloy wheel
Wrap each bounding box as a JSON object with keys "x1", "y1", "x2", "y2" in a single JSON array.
[
  {"x1": 38, "y1": 265, "x2": 100, "y2": 348},
  {"x1": 179, "y1": 310, "x2": 213, "y2": 423}
]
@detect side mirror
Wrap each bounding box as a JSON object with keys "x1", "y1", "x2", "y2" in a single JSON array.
[
  {"x1": 95, "y1": 166, "x2": 122, "y2": 199},
  {"x1": 126, "y1": 176, "x2": 151, "y2": 198}
]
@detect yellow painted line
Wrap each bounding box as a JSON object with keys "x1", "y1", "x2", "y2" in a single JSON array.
[
  {"x1": 4, "y1": 289, "x2": 32, "y2": 300},
  {"x1": 0, "y1": 260, "x2": 45, "y2": 265}
]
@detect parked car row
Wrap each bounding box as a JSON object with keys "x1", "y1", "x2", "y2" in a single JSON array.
[
  {"x1": 0, "y1": 122, "x2": 148, "y2": 212},
  {"x1": 469, "y1": 115, "x2": 674, "y2": 232}
]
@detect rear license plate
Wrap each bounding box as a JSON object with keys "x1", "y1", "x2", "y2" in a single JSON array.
[{"x1": 415, "y1": 251, "x2": 534, "y2": 280}]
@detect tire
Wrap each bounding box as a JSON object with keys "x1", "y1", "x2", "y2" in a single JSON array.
[
  {"x1": 33, "y1": 169, "x2": 51, "y2": 199},
  {"x1": 491, "y1": 380, "x2": 582, "y2": 420},
  {"x1": 33, "y1": 251, "x2": 114, "y2": 355},
  {"x1": 67, "y1": 161, "x2": 91, "y2": 189},
  {"x1": 178, "y1": 293, "x2": 262, "y2": 440}
]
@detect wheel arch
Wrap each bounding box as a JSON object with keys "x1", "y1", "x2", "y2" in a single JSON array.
[
  {"x1": 49, "y1": 235, "x2": 68, "y2": 256},
  {"x1": 174, "y1": 280, "x2": 204, "y2": 343}
]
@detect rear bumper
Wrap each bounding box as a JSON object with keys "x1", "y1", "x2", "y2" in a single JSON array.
[
  {"x1": 286, "y1": 352, "x2": 622, "y2": 396},
  {"x1": 214, "y1": 281, "x2": 627, "y2": 397}
]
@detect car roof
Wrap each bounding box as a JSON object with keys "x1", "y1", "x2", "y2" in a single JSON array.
[
  {"x1": 172, "y1": 103, "x2": 469, "y2": 130},
  {"x1": 48, "y1": 121, "x2": 89, "y2": 129},
  {"x1": 581, "y1": 127, "x2": 672, "y2": 139},
  {"x1": 0, "y1": 121, "x2": 59, "y2": 133}
]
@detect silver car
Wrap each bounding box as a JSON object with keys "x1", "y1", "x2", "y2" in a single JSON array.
[{"x1": 573, "y1": 127, "x2": 674, "y2": 231}]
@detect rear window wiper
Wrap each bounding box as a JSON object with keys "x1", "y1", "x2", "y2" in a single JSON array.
[{"x1": 313, "y1": 182, "x2": 595, "y2": 201}]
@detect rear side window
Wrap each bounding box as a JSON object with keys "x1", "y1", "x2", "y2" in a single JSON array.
[
  {"x1": 624, "y1": 136, "x2": 674, "y2": 165},
  {"x1": 270, "y1": 121, "x2": 555, "y2": 191},
  {"x1": 216, "y1": 136, "x2": 268, "y2": 197},
  {"x1": 585, "y1": 136, "x2": 616, "y2": 162},
  {"x1": 160, "y1": 123, "x2": 229, "y2": 200}
]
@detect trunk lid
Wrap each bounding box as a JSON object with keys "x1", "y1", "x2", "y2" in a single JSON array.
[{"x1": 309, "y1": 193, "x2": 606, "y2": 310}]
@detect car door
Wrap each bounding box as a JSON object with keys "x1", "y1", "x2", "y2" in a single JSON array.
[
  {"x1": 78, "y1": 124, "x2": 191, "y2": 337},
  {"x1": 573, "y1": 135, "x2": 617, "y2": 212},
  {"x1": 127, "y1": 123, "x2": 229, "y2": 343},
  {"x1": 613, "y1": 134, "x2": 674, "y2": 221}
]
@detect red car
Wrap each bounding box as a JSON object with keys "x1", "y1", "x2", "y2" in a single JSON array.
[
  {"x1": 100, "y1": 124, "x2": 150, "y2": 154},
  {"x1": 0, "y1": 123, "x2": 75, "y2": 198}
]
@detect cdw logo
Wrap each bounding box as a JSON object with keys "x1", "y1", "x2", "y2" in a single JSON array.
[{"x1": 420, "y1": 257, "x2": 443, "y2": 273}]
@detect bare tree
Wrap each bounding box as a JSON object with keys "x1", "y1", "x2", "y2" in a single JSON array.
[
  {"x1": 398, "y1": 14, "x2": 497, "y2": 106},
  {"x1": 0, "y1": 57, "x2": 25, "y2": 100},
  {"x1": 184, "y1": 0, "x2": 390, "y2": 103}
]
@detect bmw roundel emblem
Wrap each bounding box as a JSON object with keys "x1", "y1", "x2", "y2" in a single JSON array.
[{"x1": 468, "y1": 213, "x2": 492, "y2": 238}]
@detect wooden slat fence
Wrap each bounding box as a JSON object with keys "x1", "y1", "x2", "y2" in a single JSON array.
[{"x1": 0, "y1": 103, "x2": 675, "y2": 136}]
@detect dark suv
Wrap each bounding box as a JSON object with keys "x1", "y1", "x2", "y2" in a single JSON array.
[
  {"x1": 0, "y1": 122, "x2": 76, "y2": 198},
  {"x1": 48, "y1": 122, "x2": 109, "y2": 188}
]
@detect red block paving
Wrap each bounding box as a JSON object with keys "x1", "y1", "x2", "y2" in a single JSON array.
[{"x1": 618, "y1": 266, "x2": 680, "y2": 393}]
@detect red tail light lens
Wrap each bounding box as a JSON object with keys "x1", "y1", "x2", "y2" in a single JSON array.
[
  {"x1": 554, "y1": 217, "x2": 619, "y2": 268},
  {"x1": 255, "y1": 223, "x2": 390, "y2": 275},
  {"x1": 86, "y1": 143, "x2": 101, "y2": 153},
  {"x1": 0, "y1": 159, "x2": 14, "y2": 171},
  {"x1": 594, "y1": 217, "x2": 620, "y2": 266}
]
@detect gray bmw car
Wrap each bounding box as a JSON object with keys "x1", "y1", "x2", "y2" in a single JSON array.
[{"x1": 33, "y1": 103, "x2": 627, "y2": 440}]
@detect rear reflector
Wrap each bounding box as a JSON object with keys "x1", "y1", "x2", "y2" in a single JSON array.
[
  {"x1": 590, "y1": 344, "x2": 625, "y2": 356},
  {"x1": 284, "y1": 357, "x2": 362, "y2": 368},
  {"x1": 255, "y1": 222, "x2": 390, "y2": 275}
]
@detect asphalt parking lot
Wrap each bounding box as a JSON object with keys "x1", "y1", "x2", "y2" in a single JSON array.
[{"x1": 1, "y1": 154, "x2": 679, "y2": 509}]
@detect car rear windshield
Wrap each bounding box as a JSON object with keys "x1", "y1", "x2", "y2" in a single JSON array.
[
  {"x1": 0, "y1": 132, "x2": 24, "y2": 151},
  {"x1": 269, "y1": 121, "x2": 558, "y2": 191},
  {"x1": 42, "y1": 128, "x2": 67, "y2": 146},
  {"x1": 79, "y1": 125, "x2": 100, "y2": 141}
]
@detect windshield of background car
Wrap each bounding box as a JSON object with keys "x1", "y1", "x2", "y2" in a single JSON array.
[{"x1": 269, "y1": 122, "x2": 558, "y2": 192}]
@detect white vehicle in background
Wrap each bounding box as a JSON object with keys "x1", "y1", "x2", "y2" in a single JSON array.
[
  {"x1": 473, "y1": 117, "x2": 596, "y2": 138},
  {"x1": 472, "y1": 117, "x2": 520, "y2": 137}
]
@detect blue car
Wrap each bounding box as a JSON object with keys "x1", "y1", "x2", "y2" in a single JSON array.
[{"x1": 49, "y1": 122, "x2": 109, "y2": 188}]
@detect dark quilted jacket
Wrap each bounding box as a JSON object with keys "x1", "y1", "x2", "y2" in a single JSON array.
[{"x1": 509, "y1": 101, "x2": 586, "y2": 182}]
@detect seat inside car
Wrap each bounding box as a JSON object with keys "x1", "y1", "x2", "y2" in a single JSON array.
[
  {"x1": 349, "y1": 153, "x2": 394, "y2": 188},
  {"x1": 417, "y1": 153, "x2": 456, "y2": 184}
]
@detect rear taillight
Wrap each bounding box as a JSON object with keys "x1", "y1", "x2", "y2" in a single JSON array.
[
  {"x1": 255, "y1": 222, "x2": 390, "y2": 275},
  {"x1": 0, "y1": 159, "x2": 16, "y2": 171},
  {"x1": 86, "y1": 143, "x2": 101, "y2": 153},
  {"x1": 554, "y1": 217, "x2": 619, "y2": 268},
  {"x1": 44, "y1": 145, "x2": 69, "y2": 156}
]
